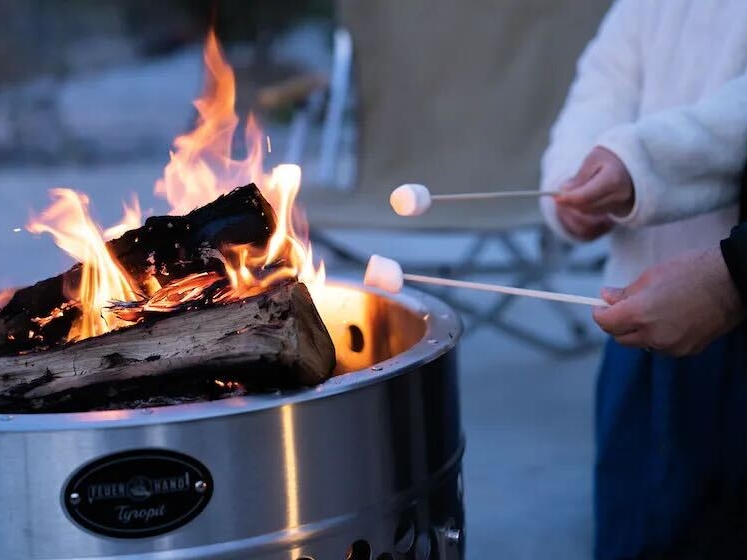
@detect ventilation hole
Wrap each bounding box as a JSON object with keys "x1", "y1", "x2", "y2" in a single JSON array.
[
  {"x1": 346, "y1": 539, "x2": 372, "y2": 560},
  {"x1": 348, "y1": 324, "x2": 365, "y2": 353},
  {"x1": 414, "y1": 532, "x2": 432, "y2": 560},
  {"x1": 394, "y1": 518, "x2": 415, "y2": 553},
  {"x1": 375, "y1": 555, "x2": 394, "y2": 560}
]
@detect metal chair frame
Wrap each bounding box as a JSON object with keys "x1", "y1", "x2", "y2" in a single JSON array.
[{"x1": 280, "y1": 26, "x2": 604, "y2": 357}]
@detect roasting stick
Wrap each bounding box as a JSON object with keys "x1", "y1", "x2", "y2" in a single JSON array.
[
  {"x1": 402, "y1": 273, "x2": 607, "y2": 307},
  {"x1": 365, "y1": 255, "x2": 608, "y2": 307},
  {"x1": 430, "y1": 190, "x2": 560, "y2": 201},
  {"x1": 390, "y1": 183, "x2": 560, "y2": 216}
]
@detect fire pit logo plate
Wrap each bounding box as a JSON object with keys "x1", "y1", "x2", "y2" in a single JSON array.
[{"x1": 62, "y1": 449, "x2": 213, "y2": 539}]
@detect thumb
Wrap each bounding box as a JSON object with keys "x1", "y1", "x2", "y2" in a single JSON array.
[
  {"x1": 557, "y1": 158, "x2": 602, "y2": 202},
  {"x1": 560, "y1": 176, "x2": 582, "y2": 192},
  {"x1": 600, "y1": 286, "x2": 627, "y2": 305},
  {"x1": 571, "y1": 152, "x2": 602, "y2": 186}
]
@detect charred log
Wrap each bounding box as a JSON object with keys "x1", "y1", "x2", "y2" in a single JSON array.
[
  {"x1": 0, "y1": 184, "x2": 275, "y2": 355},
  {"x1": 0, "y1": 282, "x2": 335, "y2": 413}
]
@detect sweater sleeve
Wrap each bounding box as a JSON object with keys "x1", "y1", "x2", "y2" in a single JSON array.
[
  {"x1": 720, "y1": 222, "x2": 747, "y2": 304},
  {"x1": 540, "y1": 0, "x2": 642, "y2": 242},
  {"x1": 598, "y1": 72, "x2": 747, "y2": 228}
]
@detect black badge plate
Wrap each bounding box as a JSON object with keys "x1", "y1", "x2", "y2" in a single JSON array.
[{"x1": 63, "y1": 449, "x2": 213, "y2": 538}]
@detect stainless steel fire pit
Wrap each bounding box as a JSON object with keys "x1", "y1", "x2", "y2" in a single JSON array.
[{"x1": 0, "y1": 279, "x2": 464, "y2": 560}]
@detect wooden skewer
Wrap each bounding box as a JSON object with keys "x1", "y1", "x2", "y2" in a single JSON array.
[
  {"x1": 403, "y1": 273, "x2": 607, "y2": 307},
  {"x1": 430, "y1": 190, "x2": 560, "y2": 201}
]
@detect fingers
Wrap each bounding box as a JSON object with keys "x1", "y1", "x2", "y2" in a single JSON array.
[
  {"x1": 593, "y1": 297, "x2": 640, "y2": 336},
  {"x1": 564, "y1": 150, "x2": 603, "y2": 190},
  {"x1": 594, "y1": 300, "x2": 649, "y2": 348},
  {"x1": 600, "y1": 287, "x2": 626, "y2": 305},
  {"x1": 557, "y1": 172, "x2": 619, "y2": 213},
  {"x1": 561, "y1": 166, "x2": 600, "y2": 192},
  {"x1": 556, "y1": 206, "x2": 613, "y2": 241},
  {"x1": 555, "y1": 148, "x2": 634, "y2": 215},
  {"x1": 558, "y1": 211, "x2": 608, "y2": 235},
  {"x1": 592, "y1": 295, "x2": 648, "y2": 347},
  {"x1": 613, "y1": 330, "x2": 649, "y2": 348}
]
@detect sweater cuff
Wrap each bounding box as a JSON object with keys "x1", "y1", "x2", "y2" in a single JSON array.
[
  {"x1": 597, "y1": 126, "x2": 656, "y2": 228},
  {"x1": 720, "y1": 222, "x2": 747, "y2": 304}
]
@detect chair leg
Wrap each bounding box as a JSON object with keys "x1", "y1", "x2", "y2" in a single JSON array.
[{"x1": 317, "y1": 28, "x2": 353, "y2": 186}]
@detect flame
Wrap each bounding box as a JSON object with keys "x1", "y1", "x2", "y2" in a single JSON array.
[
  {"x1": 103, "y1": 195, "x2": 142, "y2": 241},
  {"x1": 154, "y1": 30, "x2": 264, "y2": 215},
  {"x1": 219, "y1": 165, "x2": 325, "y2": 302},
  {"x1": 153, "y1": 30, "x2": 324, "y2": 304},
  {"x1": 0, "y1": 288, "x2": 14, "y2": 311},
  {"x1": 27, "y1": 189, "x2": 140, "y2": 341},
  {"x1": 23, "y1": 29, "x2": 324, "y2": 346}
]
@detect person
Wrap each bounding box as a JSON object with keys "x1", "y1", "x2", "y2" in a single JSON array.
[
  {"x1": 592, "y1": 226, "x2": 747, "y2": 559},
  {"x1": 539, "y1": 1, "x2": 747, "y2": 558}
]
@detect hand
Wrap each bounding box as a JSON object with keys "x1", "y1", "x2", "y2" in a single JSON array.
[
  {"x1": 556, "y1": 204, "x2": 614, "y2": 241},
  {"x1": 593, "y1": 248, "x2": 745, "y2": 356},
  {"x1": 555, "y1": 146, "x2": 635, "y2": 216}
]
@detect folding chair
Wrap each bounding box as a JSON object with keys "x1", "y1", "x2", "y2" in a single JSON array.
[{"x1": 280, "y1": 0, "x2": 614, "y2": 355}]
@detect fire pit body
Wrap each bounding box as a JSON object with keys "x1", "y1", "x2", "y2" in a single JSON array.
[{"x1": 0, "y1": 280, "x2": 465, "y2": 560}]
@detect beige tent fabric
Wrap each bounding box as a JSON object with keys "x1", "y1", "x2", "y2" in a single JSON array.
[{"x1": 303, "y1": 0, "x2": 613, "y2": 230}]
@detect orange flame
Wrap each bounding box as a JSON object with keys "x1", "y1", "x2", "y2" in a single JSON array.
[
  {"x1": 0, "y1": 288, "x2": 14, "y2": 311},
  {"x1": 153, "y1": 30, "x2": 324, "y2": 304},
  {"x1": 102, "y1": 195, "x2": 142, "y2": 241},
  {"x1": 219, "y1": 165, "x2": 325, "y2": 302},
  {"x1": 25, "y1": 29, "x2": 324, "y2": 345},
  {"x1": 154, "y1": 30, "x2": 265, "y2": 215},
  {"x1": 27, "y1": 189, "x2": 140, "y2": 341}
]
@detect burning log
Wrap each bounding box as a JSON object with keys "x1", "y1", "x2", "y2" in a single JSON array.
[
  {"x1": 0, "y1": 282, "x2": 335, "y2": 413},
  {"x1": 0, "y1": 31, "x2": 337, "y2": 412},
  {"x1": 0, "y1": 184, "x2": 275, "y2": 355}
]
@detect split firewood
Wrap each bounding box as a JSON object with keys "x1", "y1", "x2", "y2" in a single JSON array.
[
  {"x1": 0, "y1": 282, "x2": 335, "y2": 413},
  {"x1": 0, "y1": 184, "x2": 276, "y2": 355}
]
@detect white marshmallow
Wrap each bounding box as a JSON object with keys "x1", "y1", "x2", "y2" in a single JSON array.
[
  {"x1": 389, "y1": 183, "x2": 432, "y2": 216},
  {"x1": 364, "y1": 254, "x2": 404, "y2": 293}
]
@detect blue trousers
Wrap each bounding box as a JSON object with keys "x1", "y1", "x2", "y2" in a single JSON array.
[{"x1": 595, "y1": 330, "x2": 747, "y2": 559}]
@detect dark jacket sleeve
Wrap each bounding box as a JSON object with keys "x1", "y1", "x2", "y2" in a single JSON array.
[{"x1": 720, "y1": 222, "x2": 747, "y2": 303}]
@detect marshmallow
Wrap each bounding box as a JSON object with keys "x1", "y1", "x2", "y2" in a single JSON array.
[
  {"x1": 389, "y1": 183, "x2": 432, "y2": 216},
  {"x1": 364, "y1": 254, "x2": 404, "y2": 293}
]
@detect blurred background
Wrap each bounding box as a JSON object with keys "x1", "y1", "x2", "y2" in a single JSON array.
[{"x1": 0, "y1": 1, "x2": 614, "y2": 557}]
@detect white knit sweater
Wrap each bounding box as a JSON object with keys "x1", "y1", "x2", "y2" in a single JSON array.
[{"x1": 540, "y1": 0, "x2": 747, "y2": 286}]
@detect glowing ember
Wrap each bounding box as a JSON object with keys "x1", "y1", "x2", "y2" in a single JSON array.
[
  {"x1": 27, "y1": 189, "x2": 139, "y2": 341},
  {"x1": 24, "y1": 29, "x2": 325, "y2": 346},
  {"x1": 214, "y1": 379, "x2": 244, "y2": 391}
]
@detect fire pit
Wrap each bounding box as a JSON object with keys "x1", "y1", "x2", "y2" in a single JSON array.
[
  {"x1": 0, "y1": 28, "x2": 466, "y2": 559},
  {"x1": 0, "y1": 279, "x2": 464, "y2": 560}
]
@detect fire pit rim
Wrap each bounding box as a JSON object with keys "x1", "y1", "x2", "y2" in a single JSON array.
[{"x1": 0, "y1": 278, "x2": 461, "y2": 431}]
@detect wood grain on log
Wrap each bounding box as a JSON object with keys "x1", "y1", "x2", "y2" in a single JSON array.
[{"x1": 0, "y1": 282, "x2": 335, "y2": 413}]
